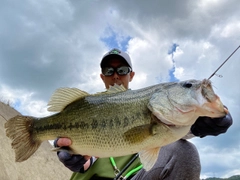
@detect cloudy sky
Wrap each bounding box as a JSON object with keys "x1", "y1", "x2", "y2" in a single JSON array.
[{"x1": 1, "y1": 0, "x2": 239, "y2": 178}]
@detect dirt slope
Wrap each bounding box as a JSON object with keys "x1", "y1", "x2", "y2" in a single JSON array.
[{"x1": 0, "y1": 102, "x2": 72, "y2": 180}]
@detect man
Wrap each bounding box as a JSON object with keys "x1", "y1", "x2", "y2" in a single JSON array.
[{"x1": 55, "y1": 48, "x2": 232, "y2": 180}]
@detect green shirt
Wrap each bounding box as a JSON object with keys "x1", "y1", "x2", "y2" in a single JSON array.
[{"x1": 70, "y1": 154, "x2": 141, "y2": 180}]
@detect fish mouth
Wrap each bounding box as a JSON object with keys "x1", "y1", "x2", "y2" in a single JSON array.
[
  {"x1": 201, "y1": 80, "x2": 227, "y2": 117},
  {"x1": 197, "y1": 79, "x2": 227, "y2": 117},
  {"x1": 201, "y1": 79, "x2": 216, "y2": 102},
  {"x1": 201, "y1": 95, "x2": 228, "y2": 117}
]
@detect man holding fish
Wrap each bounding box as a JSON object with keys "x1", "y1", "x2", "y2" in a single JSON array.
[{"x1": 54, "y1": 48, "x2": 233, "y2": 180}]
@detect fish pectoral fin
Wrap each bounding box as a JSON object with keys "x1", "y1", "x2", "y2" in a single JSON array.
[
  {"x1": 47, "y1": 87, "x2": 89, "y2": 112},
  {"x1": 139, "y1": 147, "x2": 161, "y2": 171},
  {"x1": 124, "y1": 124, "x2": 163, "y2": 143},
  {"x1": 124, "y1": 124, "x2": 152, "y2": 143}
]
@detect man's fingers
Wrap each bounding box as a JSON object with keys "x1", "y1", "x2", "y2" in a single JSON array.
[
  {"x1": 84, "y1": 155, "x2": 92, "y2": 160},
  {"x1": 57, "y1": 138, "x2": 72, "y2": 147}
]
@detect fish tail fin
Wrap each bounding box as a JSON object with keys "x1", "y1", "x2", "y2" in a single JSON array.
[{"x1": 5, "y1": 115, "x2": 42, "y2": 162}]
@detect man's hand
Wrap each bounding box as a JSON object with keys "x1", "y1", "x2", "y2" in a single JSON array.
[
  {"x1": 191, "y1": 111, "x2": 233, "y2": 138},
  {"x1": 54, "y1": 138, "x2": 91, "y2": 172},
  {"x1": 55, "y1": 137, "x2": 72, "y2": 147}
]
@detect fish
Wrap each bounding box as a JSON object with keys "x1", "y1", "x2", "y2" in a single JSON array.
[{"x1": 5, "y1": 79, "x2": 227, "y2": 171}]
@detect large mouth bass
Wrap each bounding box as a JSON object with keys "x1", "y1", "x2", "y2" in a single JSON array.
[{"x1": 5, "y1": 79, "x2": 227, "y2": 170}]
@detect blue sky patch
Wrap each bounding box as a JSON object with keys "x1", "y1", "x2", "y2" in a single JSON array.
[
  {"x1": 13, "y1": 99, "x2": 21, "y2": 112},
  {"x1": 100, "y1": 26, "x2": 131, "y2": 51},
  {"x1": 168, "y1": 43, "x2": 179, "y2": 82},
  {"x1": 168, "y1": 43, "x2": 179, "y2": 55}
]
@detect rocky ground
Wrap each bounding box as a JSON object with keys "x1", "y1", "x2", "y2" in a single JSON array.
[{"x1": 0, "y1": 102, "x2": 72, "y2": 180}]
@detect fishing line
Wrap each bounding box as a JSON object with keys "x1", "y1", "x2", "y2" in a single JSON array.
[
  {"x1": 208, "y1": 45, "x2": 240, "y2": 80},
  {"x1": 0, "y1": 114, "x2": 8, "y2": 121}
]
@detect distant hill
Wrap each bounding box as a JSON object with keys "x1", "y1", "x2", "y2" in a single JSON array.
[
  {"x1": 0, "y1": 101, "x2": 72, "y2": 180},
  {"x1": 202, "y1": 175, "x2": 240, "y2": 180}
]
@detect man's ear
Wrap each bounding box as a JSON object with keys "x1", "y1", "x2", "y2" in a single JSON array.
[
  {"x1": 129, "y1": 71, "x2": 135, "y2": 82},
  {"x1": 100, "y1": 74, "x2": 104, "y2": 81}
]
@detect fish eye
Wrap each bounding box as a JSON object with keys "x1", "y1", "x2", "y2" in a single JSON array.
[{"x1": 183, "y1": 82, "x2": 192, "y2": 88}]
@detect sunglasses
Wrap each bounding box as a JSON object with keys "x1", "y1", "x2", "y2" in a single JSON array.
[{"x1": 102, "y1": 66, "x2": 132, "y2": 76}]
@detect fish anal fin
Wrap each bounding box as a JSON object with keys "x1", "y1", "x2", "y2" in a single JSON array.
[
  {"x1": 47, "y1": 88, "x2": 89, "y2": 112},
  {"x1": 139, "y1": 147, "x2": 161, "y2": 171}
]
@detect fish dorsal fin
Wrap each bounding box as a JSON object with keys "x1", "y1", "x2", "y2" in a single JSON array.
[
  {"x1": 47, "y1": 88, "x2": 89, "y2": 112},
  {"x1": 139, "y1": 147, "x2": 161, "y2": 171},
  {"x1": 108, "y1": 84, "x2": 126, "y2": 93},
  {"x1": 96, "y1": 84, "x2": 127, "y2": 95}
]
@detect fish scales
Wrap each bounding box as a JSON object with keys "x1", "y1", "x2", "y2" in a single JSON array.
[
  {"x1": 5, "y1": 79, "x2": 227, "y2": 170},
  {"x1": 33, "y1": 87, "x2": 157, "y2": 155}
]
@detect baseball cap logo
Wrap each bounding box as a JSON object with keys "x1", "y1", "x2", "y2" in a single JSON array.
[{"x1": 109, "y1": 49, "x2": 121, "y2": 55}]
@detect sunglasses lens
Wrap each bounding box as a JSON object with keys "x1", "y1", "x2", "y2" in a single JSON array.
[
  {"x1": 117, "y1": 66, "x2": 130, "y2": 75},
  {"x1": 102, "y1": 66, "x2": 131, "y2": 76},
  {"x1": 102, "y1": 67, "x2": 114, "y2": 76}
]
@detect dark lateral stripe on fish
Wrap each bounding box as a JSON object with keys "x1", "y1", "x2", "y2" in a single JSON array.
[{"x1": 34, "y1": 117, "x2": 132, "y2": 132}]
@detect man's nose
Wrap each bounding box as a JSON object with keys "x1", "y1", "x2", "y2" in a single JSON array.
[{"x1": 112, "y1": 72, "x2": 119, "y2": 79}]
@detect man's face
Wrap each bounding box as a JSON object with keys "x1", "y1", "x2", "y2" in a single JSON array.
[{"x1": 100, "y1": 58, "x2": 135, "y2": 89}]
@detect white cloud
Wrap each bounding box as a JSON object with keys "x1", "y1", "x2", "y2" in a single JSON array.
[
  {"x1": 220, "y1": 21, "x2": 240, "y2": 38},
  {"x1": 0, "y1": 85, "x2": 51, "y2": 117},
  {"x1": 174, "y1": 67, "x2": 185, "y2": 79}
]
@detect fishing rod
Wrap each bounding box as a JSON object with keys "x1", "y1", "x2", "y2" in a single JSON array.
[
  {"x1": 208, "y1": 45, "x2": 240, "y2": 80},
  {"x1": 114, "y1": 153, "x2": 140, "y2": 180}
]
